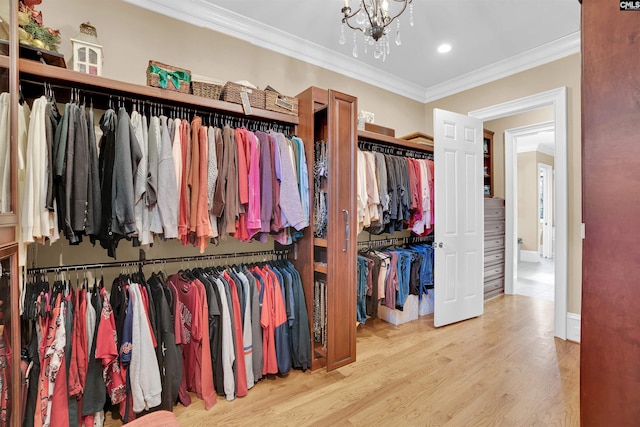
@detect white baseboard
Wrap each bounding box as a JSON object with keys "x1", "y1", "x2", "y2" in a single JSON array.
[
  {"x1": 520, "y1": 250, "x2": 540, "y2": 263},
  {"x1": 566, "y1": 313, "x2": 581, "y2": 343}
]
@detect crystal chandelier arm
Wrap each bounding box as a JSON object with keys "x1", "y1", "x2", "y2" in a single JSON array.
[
  {"x1": 363, "y1": 0, "x2": 377, "y2": 26},
  {"x1": 385, "y1": 0, "x2": 411, "y2": 27},
  {"x1": 342, "y1": 5, "x2": 366, "y2": 32}
]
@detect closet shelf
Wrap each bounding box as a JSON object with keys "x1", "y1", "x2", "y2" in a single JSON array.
[
  {"x1": 314, "y1": 346, "x2": 327, "y2": 359},
  {"x1": 314, "y1": 262, "x2": 328, "y2": 274},
  {"x1": 15, "y1": 55, "x2": 299, "y2": 125},
  {"x1": 358, "y1": 130, "x2": 434, "y2": 152},
  {"x1": 314, "y1": 238, "x2": 328, "y2": 247}
]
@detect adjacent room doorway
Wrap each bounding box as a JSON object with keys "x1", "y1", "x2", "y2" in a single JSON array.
[{"x1": 469, "y1": 87, "x2": 568, "y2": 340}]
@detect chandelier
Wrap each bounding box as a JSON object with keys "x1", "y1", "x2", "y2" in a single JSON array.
[{"x1": 339, "y1": 0, "x2": 414, "y2": 61}]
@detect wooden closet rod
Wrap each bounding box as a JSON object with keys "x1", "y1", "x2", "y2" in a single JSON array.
[{"x1": 26, "y1": 248, "x2": 290, "y2": 274}]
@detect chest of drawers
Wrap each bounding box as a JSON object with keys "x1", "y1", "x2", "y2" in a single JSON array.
[{"x1": 484, "y1": 197, "x2": 505, "y2": 299}]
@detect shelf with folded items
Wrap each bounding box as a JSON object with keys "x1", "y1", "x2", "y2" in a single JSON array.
[
  {"x1": 314, "y1": 238, "x2": 328, "y2": 248},
  {"x1": 313, "y1": 262, "x2": 328, "y2": 275}
]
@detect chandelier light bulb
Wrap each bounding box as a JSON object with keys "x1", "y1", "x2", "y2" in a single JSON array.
[{"x1": 339, "y1": 24, "x2": 346, "y2": 45}]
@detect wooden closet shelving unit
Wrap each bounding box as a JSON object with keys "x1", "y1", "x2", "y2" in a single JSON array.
[
  {"x1": 2, "y1": 4, "x2": 22, "y2": 426},
  {"x1": 483, "y1": 129, "x2": 494, "y2": 197},
  {"x1": 359, "y1": 129, "x2": 435, "y2": 154},
  {"x1": 15, "y1": 55, "x2": 299, "y2": 125},
  {"x1": 292, "y1": 86, "x2": 357, "y2": 371}
]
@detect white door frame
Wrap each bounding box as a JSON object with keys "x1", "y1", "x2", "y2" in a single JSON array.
[
  {"x1": 539, "y1": 162, "x2": 554, "y2": 259},
  {"x1": 507, "y1": 122, "x2": 555, "y2": 286},
  {"x1": 469, "y1": 87, "x2": 568, "y2": 340}
]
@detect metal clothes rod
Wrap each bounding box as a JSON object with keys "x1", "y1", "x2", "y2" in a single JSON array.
[
  {"x1": 358, "y1": 235, "x2": 433, "y2": 248},
  {"x1": 357, "y1": 139, "x2": 433, "y2": 160},
  {"x1": 27, "y1": 249, "x2": 290, "y2": 274},
  {"x1": 18, "y1": 78, "x2": 296, "y2": 133}
]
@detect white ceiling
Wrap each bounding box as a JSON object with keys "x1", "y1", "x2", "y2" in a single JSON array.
[{"x1": 124, "y1": 0, "x2": 581, "y2": 102}]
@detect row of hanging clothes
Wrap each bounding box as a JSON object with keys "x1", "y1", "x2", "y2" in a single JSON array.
[
  {"x1": 0, "y1": 259, "x2": 10, "y2": 427},
  {"x1": 16, "y1": 84, "x2": 309, "y2": 260},
  {"x1": 20, "y1": 255, "x2": 310, "y2": 427},
  {"x1": 356, "y1": 241, "x2": 434, "y2": 324},
  {"x1": 356, "y1": 141, "x2": 434, "y2": 237}
]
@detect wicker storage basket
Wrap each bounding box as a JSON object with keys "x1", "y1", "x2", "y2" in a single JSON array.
[
  {"x1": 265, "y1": 91, "x2": 299, "y2": 116},
  {"x1": 220, "y1": 82, "x2": 265, "y2": 110},
  {"x1": 146, "y1": 60, "x2": 191, "y2": 94},
  {"x1": 192, "y1": 81, "x2": 223, "y2": 100}
]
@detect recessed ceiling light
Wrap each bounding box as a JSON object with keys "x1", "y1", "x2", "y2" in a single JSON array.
[{"x1": 437, "y1": 43, "x2": 452, "y2": 54}]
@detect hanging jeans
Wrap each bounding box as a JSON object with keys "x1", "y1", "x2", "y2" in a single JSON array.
[
  {"x1": 356, "y1": 257, "x2": 369, "y2": 324},
  {"x1": 395, "y1": 250, "x2": 413, "y2": 310}
]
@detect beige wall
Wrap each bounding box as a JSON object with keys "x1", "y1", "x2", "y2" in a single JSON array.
[
  {"x1": 424, "y1": 54, "x2": 581, "y2": 314},
  {"x1": 517, "y1": 152, "x2": 538, "y2": 252},
  {"x1": 517, "y1": 150, "x2": 555, "y2": 253},
  {"x1": 40, "y1": 0, "x2": 425, "y2": 137}
]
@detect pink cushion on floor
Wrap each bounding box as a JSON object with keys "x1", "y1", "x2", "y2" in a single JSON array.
[{"x1": 126, "y1": 411, "x2": 181, "y2": 427}]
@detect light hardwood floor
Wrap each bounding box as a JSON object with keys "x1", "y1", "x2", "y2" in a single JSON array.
[
  {"x1": 516, "y1": 258, "x2": 555, "y2": 301},
  {"x1": 107, "y1": 294, "x2": 580, "y2": 426}
]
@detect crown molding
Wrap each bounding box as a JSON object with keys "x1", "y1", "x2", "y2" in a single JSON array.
[
  {"x1": 537, "y1": 143, "x2": 556, "y2": 157},
  {"x1": 122, "y1": 0, "x2": 426, "y2": 102},
  {"x1": 502, "y1": 121, "x2": 555, "y2": 137},
  {"x1": 123, "y1": 0, "x2": 579, "y2": 105},
  {"x1": 516, "y1": 141, "x2": 555, "y2": 156},
  {"x1": 514, "y1": 122, "x2": 556, "y2": 156},
  {"x1": 423, "y1": 32, "x2": 581, "y2": 103},
  {"x1": 516, "y1": 140, "x2": 541, "y2": 153}
]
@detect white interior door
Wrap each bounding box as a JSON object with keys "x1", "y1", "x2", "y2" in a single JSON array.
[{"x1": 433, "y1": 109, "x2": 484, "y2": 327}]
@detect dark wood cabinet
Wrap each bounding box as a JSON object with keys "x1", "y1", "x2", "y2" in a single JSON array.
[
  {"x1": 292, "y1": 87, "x2": 357, "y2": 371},
  {"x1": 483, "y1": 130, "x2": 494, "y2": 197}
]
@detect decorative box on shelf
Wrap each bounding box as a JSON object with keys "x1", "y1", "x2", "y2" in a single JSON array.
[
  {"x1": 400, "y1": 131, "x2": 434, "y2": 147},
  {"x1": 364, "y1": 122, "x2": 395, "y2": 137},
  {"x1": 0, "y1": 39, "x2": 66, "y2": 67},
  {"x1": 265, "y1": 88, "x2": 298, "y2": 116},
  {"x1": 146, "y1": 60, "x2": 191, "y2": 94},
  {"x1": 220, "y1": 81, "x2": 266, "y2": 110}
]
